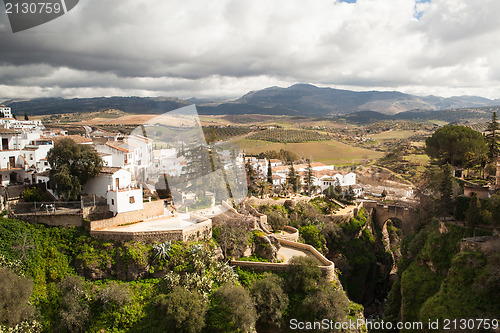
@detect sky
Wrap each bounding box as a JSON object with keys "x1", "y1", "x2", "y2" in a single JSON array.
[{"x1": 1, "y1": 0, "x2": 500, "y2": 100}]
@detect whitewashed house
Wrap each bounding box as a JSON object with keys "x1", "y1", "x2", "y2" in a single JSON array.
[{"x1": 83, "y1": 167, "x2": 143, "y2": 215}]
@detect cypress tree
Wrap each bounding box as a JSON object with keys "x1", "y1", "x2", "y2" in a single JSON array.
[
  {"x1": 267, "y1": 160, "x2": 273, "y2": 184},
  {"x1": 486, "y1": 111, "x2": 500, "y2": 161}
]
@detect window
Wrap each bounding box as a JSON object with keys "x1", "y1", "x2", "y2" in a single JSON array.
[
  {"x1": 129, "y1": 196, "x2": 135, "y2": 204},
  {"x1": 111, "y1": 199, "x2": 114, "y2": 206}
]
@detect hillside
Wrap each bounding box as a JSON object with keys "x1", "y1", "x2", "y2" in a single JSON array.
[{"x1": 5, "y1": 84, "x2": 500, "y2": 117}]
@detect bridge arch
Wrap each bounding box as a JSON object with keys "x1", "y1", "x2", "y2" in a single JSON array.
[{"x1": 361, "y1": 201, "x2": 419, "y2": 235}]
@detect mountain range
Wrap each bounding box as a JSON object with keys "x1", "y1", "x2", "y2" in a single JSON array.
[{"x1": 3, "y1": 83, "x2": 500, "y2": 117}]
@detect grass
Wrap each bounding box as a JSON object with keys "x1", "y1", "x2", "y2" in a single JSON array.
[{"x1": 233, "y1": 138, "x2": 384, "y2": 165}]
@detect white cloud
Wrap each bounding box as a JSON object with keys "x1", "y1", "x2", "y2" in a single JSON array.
[{"x1": 1, "y1": 0, "x2": 500, "y2": 99}]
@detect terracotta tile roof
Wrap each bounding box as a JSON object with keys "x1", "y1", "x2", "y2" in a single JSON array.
[
  {"x1": 0, "y1": 128, "x2": 20, "y2": 134},
  {"x1": 105, "y1": 141, "x2": 132, "y2": 153},
  {"x1": 100, "y1": 166, "x2": 122, "y2": 174},
  {"x1": 52, "y1": 135, "x2": 92, "y2": 144}
]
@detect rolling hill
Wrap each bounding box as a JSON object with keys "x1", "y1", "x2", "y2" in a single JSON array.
[{"x1": 4, "y1": 84, "x2": 500, "y2": 117}]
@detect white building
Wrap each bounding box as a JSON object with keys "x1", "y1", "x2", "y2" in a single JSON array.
[
  {"x1": 83, "y1": 167, "x2": 143, "y2": 215},
  {"x1": 319, "y1": 172, "x2": 357, "y2": 192},
  {"x1": 0, "y1": 105, "x2": 13, "y2": 118}
]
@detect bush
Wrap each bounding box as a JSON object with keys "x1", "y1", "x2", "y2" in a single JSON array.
[
  {"x1": 157, "y1": 286, "x2": 207, "y2": 333},
  {"x1": 0, "y1": 267, "x2": 35, "y2": 327},
  {"x1": 57, "y1": 276, "x2": 90, "y2": 333},
  {"x1": 21, "y1": 187, "x2": 44, "y2": 202},
  {"x1": 286, "y1": 256, "x2": 322, "y2": 294},
  {"x1": 206, "y1": 283, "x2": 257, "y2": 333},
  {"x1": 299, "y1": 225, "x2": 327, "y2": 253},
  {"x1": 267, "y1": 211, "x2": 287, "y2": 232},
  {"x1": 251, "y1": 273, "x2": 289, "y2": 328},
  {"x1": 300, "y1": 284, "x2": 349, "y2": 326}
]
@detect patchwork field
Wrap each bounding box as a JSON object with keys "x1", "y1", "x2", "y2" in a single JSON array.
[{"x1": 234, "y1": 138, "x2": 384, "y2": 165}]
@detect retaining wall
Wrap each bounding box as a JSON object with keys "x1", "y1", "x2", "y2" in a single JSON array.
[
  {"x1": 231, "y1": 238, "x2": 335, "y2": 281},
  {"x1": 14, "y1": 212, "x2": 82, "y2": 227},
  {"x1": 90, "y1": 200, "x2": 164, "y2": 230},
  {"x1": 91, "y1": 217, "x2": 212, "y2": 243}
]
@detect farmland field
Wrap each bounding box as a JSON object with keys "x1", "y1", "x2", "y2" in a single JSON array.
[
  {"x1": 370, "y1": 130, "x2": 420, "y2": 142},
  {"x1": 234, "y1": 138, "x2": 384, "y2": 165}
]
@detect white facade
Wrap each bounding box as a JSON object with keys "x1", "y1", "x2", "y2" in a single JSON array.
[
  {"x1": 319, "y1": 172, "x2": 357, "y2": 192},
  {"x1": 83, "y1": 167, "x2": 144, "y2": 215},
  {"x1": 0, "y1": 106, "x2": 12, "y2": 118}
]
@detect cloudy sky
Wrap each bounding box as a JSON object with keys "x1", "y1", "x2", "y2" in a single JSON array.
[{"x1": 1, "y1": 0, "x2": 500, "y2": 100}]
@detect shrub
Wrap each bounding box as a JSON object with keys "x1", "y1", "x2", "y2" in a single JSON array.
[
  {"x1": 267, "y1": 211, "x2": 287, "y2": 232},
  {"x1": 206, "y1": 283, "x2": 257, "y2": 333},
  {"x1": 157, "y1": 286, "x2": 207, "y2": 333},
  {"x1": 250, "y1": 273, "x2": 289, "y2": 328},
  {"x1": 0, "y1": 267, "x2": 35, "y2": 327},
  {"x1": 286, "y1": 256, "x2": 322, "y2": 293},
  {"x1": 21, "y1": 187, "x2": 44, "y2": 202},
  {"x1": 299, "y1": 225, "x2": 327, "y2": 253}
]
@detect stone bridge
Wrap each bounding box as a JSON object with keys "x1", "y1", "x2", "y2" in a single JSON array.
[{"x1": 361, "y1": 200, "x2": 419, "y2": 235}]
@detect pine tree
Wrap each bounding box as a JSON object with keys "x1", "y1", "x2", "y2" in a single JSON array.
[
  {"x1": 24, "y1": 113, "x2": 29, "y2": 120},
  {"x1": 486, "y1": 111, "x2": 500, "y2": 161}
]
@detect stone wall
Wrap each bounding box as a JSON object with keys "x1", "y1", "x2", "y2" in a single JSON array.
[
  {"x1": 273, "y1": 226, "x2": 299, "y2": 242},
  {"x1": 90, "y1": 218, "x2": 212, "y2": 243},
  {"x1": 14, "y1": 212, "x2": 82, "y2": 227},
  {"x1": 90, "y1": 200, "x2": 164, "y2": 230},
  {"x1": 231, "y1": 238, "x2": 336, "y2": 281}
]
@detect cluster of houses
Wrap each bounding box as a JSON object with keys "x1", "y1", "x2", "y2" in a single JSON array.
[
  {"x1": 0, "y1": 105, "x2": 157, "y2": 216},
  {"x1": 244, "y1": 157, "x2": 363, "y2": 197}
]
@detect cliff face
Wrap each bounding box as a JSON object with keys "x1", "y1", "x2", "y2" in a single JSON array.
[
  {"x1": 325, "y1": 209, "x2": 394, "y2": 318},
  {"x1": 384, "y1": 219, "x2": 499, "y2": 330}
]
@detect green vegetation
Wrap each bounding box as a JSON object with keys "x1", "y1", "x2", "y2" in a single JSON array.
[
  {"x1": 247, "y1": 128, "x2": 331, "y2": 143},
  {"x1": 425, "y1": 125, "x2": 487, "y2": 167},
  {"x1": 201, "y1": 126, "x2": 252, "y2": 143},
  {"x1": 235, "y1": 138, "x2": 384, "y2": 165},
  {"x1": 47, "y1": 138, "x2": 103, "y2": 200}
]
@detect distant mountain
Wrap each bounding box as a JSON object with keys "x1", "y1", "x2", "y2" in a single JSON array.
[
  {"x1": 4, "y1": 84, "x2": 500, "y2": 117},
  {"x1": 4, "y1": 97, "x2": 190, "y2": 116},
  {"x1": 200, "y1": 84, "x2": 500, "y2": 116}
]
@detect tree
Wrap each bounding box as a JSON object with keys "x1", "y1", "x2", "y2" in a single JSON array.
[
  {"x1": 267, "y1": 160, "x2": 273, "y2": 184},
  {"x1": 466, "y1": 193, "x2": 482, "y2": 240},
  {"x1": 425, "y1": 125, "x2": 488, "y2": 167},
  {"x1": 0, "y1": 267, "x2": 35, "y2": 327},
  {"x1": 299, "y1": 225, "x2": 327, "y2": 253},
  {"x1": 158, "y1": 286, "x2": 207, "y2": 333},
  {"x1": 206, "y1": 283, "x2": 257, "y2": 333},
  {"x1": 381, "y1": 189, "x2": 387, "y2": 198},
  {"x1": 345, "y1": 185, "x2": 355, "y2": 202},
  {"x1": 257, "y1": 180, "x2": 271, "y2": 199},
  {"x1": 267, "y1": 211, "x2": 287, "y2": 232},
  {"x1": 486, "y1": 111, "x2": 500, "y2": 161},
  {"x1": 286, "y1": 163, "x2": 300, "y2": 193},
  {"x1": 24, "y1": 113, "x2": 29, "y2": 120},
  {"x1": 286, "y1": 256, "x2": 322, "y2": 293},
  {"x1": 245, "y1": 161, "x2": 259, "y2": 196},
  {"x1": 250, "y1": 273, "x2": 289, "y2": 328},
  {"x1": 47, "y1": 138, "x2": 103, "y2": 200},
  {"x1": 304, "y1": 159, "x2": 314, "y2": 196},
  {"x1": 439, "y1": 163, "x2": 454, "y2": 216},
  {"x1": 300, "y1": 284, "x2": 349, "y2": 327},
  {"x1": 57, "y1": 276, "x2": 90, "y2": 333}
]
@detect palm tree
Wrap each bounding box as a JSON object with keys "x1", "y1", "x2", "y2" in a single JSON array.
[{"x1": 257, "y1": 180, "x2": 271, "y2": 199}]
